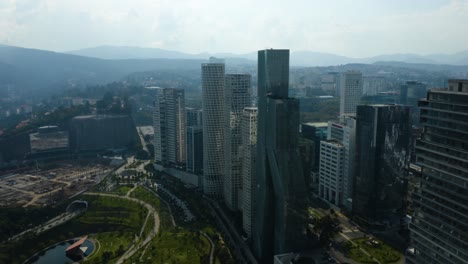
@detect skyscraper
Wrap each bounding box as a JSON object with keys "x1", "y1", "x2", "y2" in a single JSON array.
[
  {"x1": 408, "y1": 79, "x2": 468, "y2": 264},
  {"x1": 186, "y1": 107, "x2": 203, "y2": 175},
  {"x1": 339, "y1": 71, "x2": 363, "y2": 116},
  {"x1": 153, "y1": 88, "x2": 186, "y2": 167},
  {"x1": 202, "y1": 58, "x2": 225, "y2": 197},
  {"x1": 186, "y1": 126, "x2": 203, "y2": 175},
  {"x1": 224, "y1": 73, "x2": 251, "y2": 210},
  {"x1": 400, "y1": 81, "x2": 427, "y2": 126},
  {"x1": 186, "y1": 107, "x2": 203, "y2": 127},
  {"x1": 242, "y1": 107, "x2": 258, "y2": 238},
  {"x1": 253, "y1": 49, "x2": 307, "y2": 262},
  {"x1": 327, "y1": 116, "x2": 356, "y2": 209},
  {"x1": 353, "y1": 104, "x2": 411, "y2": 224}
]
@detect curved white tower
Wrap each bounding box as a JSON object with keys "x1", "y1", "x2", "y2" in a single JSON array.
[{"x1": 202, "y1": 58, "x2": 225, "y2": 197}]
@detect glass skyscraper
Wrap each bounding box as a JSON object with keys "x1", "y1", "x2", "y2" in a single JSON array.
[
  {"x1": 253, "y1": 49, "x2": 307, "y2": 262},
  {"x1": 353, "y1": 104, "x2": 411, "y2": 224}
]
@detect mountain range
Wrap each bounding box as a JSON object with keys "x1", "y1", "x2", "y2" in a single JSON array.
[
  {"x1": 67, "y1": 45, "x2": 468, "y2": 66},
  {"x1": 1, "y1": 44, "x2": 468, "y2": 98}
]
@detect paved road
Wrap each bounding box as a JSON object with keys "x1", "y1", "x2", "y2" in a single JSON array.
[
  {"x1": 83, "y1": 192, "x2": 160, "y2": 264},
  {"x1": 6, "y1": 211, "x2": 80, "y2": 242},
  {"x1": 206, "y1": 198, "x2": 257, "y2": 264}
]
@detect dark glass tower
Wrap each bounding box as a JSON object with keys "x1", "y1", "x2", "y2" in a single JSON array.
[
  {"x1": 400, "y1": 81, "x2": 427, "y2": 126},
  {"x1": 253, "y1": 49, "x2": 307, "y2": 262},
  {"x1": 408, "y1": 80, "x2": 468, "y2": 264},
  {"x1": 353, "y1": 104, "x2": 411, "y2": 224}
]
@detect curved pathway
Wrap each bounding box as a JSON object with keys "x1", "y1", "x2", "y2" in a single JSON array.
[
  {"x1": 147, "y1": 185, "x2": 215, "y2": 264},
  {"x1": 83, "y1": 192, "x2": 160, "y2": 264}
]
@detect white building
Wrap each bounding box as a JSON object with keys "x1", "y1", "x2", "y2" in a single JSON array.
[
  {"x1": 318, "y1": 140, "x2": 344, "y2": 206},
  {"x1": 153, "y1": 88, "x2": 186, "y2": 168},
  {"x1": 202, "y1": 58, "x2": 226, "y2": 197},
  {"x1": 339, "y1": 71, "x2": 363, "y2": 116},
  {"x1": 241, "y1": 107, "x2": 257, "y2": 238},
  {"x1": 327, "y1": 116, "x2": 356, "y2": 209},
  {"x1": 223, "y1": 74, "x2": 251, "y2": 211}
]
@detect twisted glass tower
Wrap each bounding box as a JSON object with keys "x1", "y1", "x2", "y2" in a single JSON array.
[{"x1": 253, "y1": 49, "x2": 307, "y2": 262}]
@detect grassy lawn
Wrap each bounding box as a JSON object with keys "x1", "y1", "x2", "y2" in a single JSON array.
[
  {"x1": 130, "y1": 186, "x2": 174, "y2": 230},
  {"x1": 112, "y1": 184, "x2": 134, "y2": 196},
  {"x1": 85, "y1": 231, "x2": 134, "y2": 264},
  {"x1": 344, "y1": 237, "x2": 402, "y2": 264},
  {"x1": 0, "y1": 195, "x2": 146, "y2": 264},
  {"x1": 142, "y1": 212, "x2": 155, "y2": 238},
  {"x1": 125, "y1": 229, "x2": 211, "y2": 264},
  {"x1": 80, "y1": 194, "x2": 147, "y2": 231}
]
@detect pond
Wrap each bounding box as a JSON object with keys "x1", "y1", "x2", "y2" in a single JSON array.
[{"x1": 29, "y1": 238, "x2": 95, "y2": 264}]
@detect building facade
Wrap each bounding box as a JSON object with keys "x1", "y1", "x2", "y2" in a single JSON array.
[
  {"x1": 153, "y1": 88, "x2": 186, "y2": 168},
  {"x1": 408, "y1": 80, "x2": 468, "y2": 264},
  {"x1": 186, "y1": 126, "x2": 203, "y2": 175},
  {"x1": 327, "y1": 116, "x2": 357, "y2": 209},
  {"x1": 69, "y1": 115, "x2": 137, "y2": 152},
  {"x1": 202, "y1": 58, "x2": 226, "y2": 197},
  {"x1": 185, "y1": 107, "x2": 203, "y2": 175},
  {"x1": 319, "y1": 140, "x2": 345, "y2": 206},
  {"x1": 253, "y1": 49, "x2": 307, "y2": 262},
  {"x1": 339, "y1": 71, "x2": 363, "y2": 116},
  {"x1": 242, "y1": 107, "x2": 258, "y2": 238},
  {"x1": 224, "y1": 74, "x2": 251, "y2": 210},
  {"x1": 186, "y1": 107, "x2": 203, "y2": 127},
  {"x1": 400, "y1": 81, "x2": 427, "y2": 126},
  {"x1": 352, "y1": 104, "x2": 411, "y2": 224}
]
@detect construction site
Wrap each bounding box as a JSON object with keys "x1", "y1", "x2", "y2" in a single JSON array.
[{"x1": 0, "y1": 162, "x2": 112, "y2": 207}]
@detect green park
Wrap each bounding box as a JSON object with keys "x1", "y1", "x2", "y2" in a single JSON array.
[{"x1": 0, "y1": 173, "x2": 227, "y2": 264}]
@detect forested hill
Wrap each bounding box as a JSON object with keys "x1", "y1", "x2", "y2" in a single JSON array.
[{"x1": 0, "y1": 45, "x2": 204, "y2": 98}]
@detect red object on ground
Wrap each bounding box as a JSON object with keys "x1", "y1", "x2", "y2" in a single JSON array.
[{"x1": 66, "y1": 235, "x2": 88, "y2": 253}]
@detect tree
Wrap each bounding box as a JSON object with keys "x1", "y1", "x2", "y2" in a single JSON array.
[{"x1": 312, "y1": 215, "x2": 342, "y2": 246}]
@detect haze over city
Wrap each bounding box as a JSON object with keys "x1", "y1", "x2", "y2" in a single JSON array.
[
  {"x1": 0, "y1": 1, "x2": 467, "y2": 264},
  {"x1": 2, "y1": 0, "x2": 468, "y2": 57}
]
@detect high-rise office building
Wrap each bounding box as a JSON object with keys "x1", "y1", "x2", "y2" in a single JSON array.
[
  {"x1": 153, "y1": 88, "x2": 186, "y2": 167},
  {"x1": 224, "y1": 74, "x2": 251, "y2": 210},
  {"x1": 339, "y1": 71, "x2": 363, "y2": 116},
  {"x1": 186, "y1": 107, "x2": 203, "y2": 127},
  {"x1": 301, "y1": 122, "x2": 329, "y2": 193},
  {"x1": 253, "y1": 49, "x2": 307, "y2": 262},
  {"x1": 353, "y1": 104, "x2": 411, "y2": 224},
  {"x1": 408, "y1": 79, "x2": 468, "y2": 264},
  {"x1": 319, "y1": 140, "x2": 345, "y2": 206},
  {"x1": 400, "y1": 81, "x2": 427, "y2": 126},
  {"x1": 186, "y1": 126, "x2": 203, "y2": 175},
  {"x1": 327, "y1": 116, "x2": 357, "y2": 209},
  {"x1": 185, "y1": 107, "x2": 203, "y2": 175},
  {"x1": 241, "y1": 107, "x2": 258, "y2": 238},
  {"x1": 202, "y1": 58, "x2": 225, "y2": 197},
  {"x1": 362, "y1": 75, "x2": 385, "y2": 96}
]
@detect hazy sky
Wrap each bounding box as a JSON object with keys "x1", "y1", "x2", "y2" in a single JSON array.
[{"x1": 1, "y1": 0, "x2": 468, "y2": 57}]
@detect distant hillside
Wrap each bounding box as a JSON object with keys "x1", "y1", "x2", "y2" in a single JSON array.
[
  {"x1": 66, "y1": 45, "x2": 468, "y2": 66},
  {"x1": 67, "y1": 45, "x2": 196, "y2": 60},
  {"x1": 0, "y1": 45, "x2": 204, "y2": 97}
]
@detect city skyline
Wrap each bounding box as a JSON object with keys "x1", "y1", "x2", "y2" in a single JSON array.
[{"x1": 2, "y1": 1, "x2": 468, "y2": 57}]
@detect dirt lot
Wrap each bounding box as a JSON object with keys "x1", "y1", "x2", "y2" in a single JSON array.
[{"x1": 0, "y1": 162, "x2": 112, "y2": 207}]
